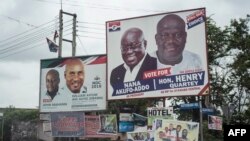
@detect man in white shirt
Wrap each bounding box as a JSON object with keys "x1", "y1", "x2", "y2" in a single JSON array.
[
  {"x1": 45, "y1": 69, "x2": 60, "y2": 100},
  {"x1": 63, "y1": 58, "x2": 87, "y2": 94},
  {"x1": 153, "y1": 14, "x2": 202, "y2": 74}
]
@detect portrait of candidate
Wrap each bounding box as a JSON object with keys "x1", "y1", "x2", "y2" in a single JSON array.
[
  {"x1": 110, "y1": 27, "x2": 157, "y2": 87},
  {"x1": 45, "y1": 69, "x2": 60, "y2": 100},
  {"x1": 64, "y1": 58, "x2": 87, "y2": 94},
  {"x1": 152, "y1": 14, "x2": 202, "y2": 73}
]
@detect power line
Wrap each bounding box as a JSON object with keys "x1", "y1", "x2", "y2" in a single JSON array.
[
  {"x1": 76, "y1": 35, "x2": 88, "y2": 55},
  {"x1": 77, "y1": 25, "x2": 104, "y2": 31},
  {"x1": 0, "y1": 17, "x2": 58, "y2": 58},
  {"x1": 0, "y1": 18, "x2": 58, "y2": 44},
  {"x1": 32, "y1": 0, "x2": 163, "y2": 13},
  {"x1": 77, "y1": 21, "x2": 104, "y2": 26},
  {"x1": 0, "y1": 23, "x2": 56, "y2": 48},
  {"x1": 77, "y1": 30, "x2": 104, "y2": 35},
  {"x1": 0, "y1": 31, "x2": 54, "y2": 55},
  {"x1": 77, "y1": 34, "x2": 105, "y2": 40},
  {"x1": 0, "y1": 14, "x2": 39, "y2": 28},
  {"x1": 0, "y1": 41, "x2": 45, "y2": 61}
]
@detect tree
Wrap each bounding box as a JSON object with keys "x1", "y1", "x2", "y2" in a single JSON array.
[
  {"x1": 226, "y1": 15, "x2": 250, "y2": 124},
  {"x1": 2, "y1": 106, "x2": 39, "y2": 141}
]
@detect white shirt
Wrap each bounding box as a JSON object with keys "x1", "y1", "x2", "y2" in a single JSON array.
[
  {"x1": 151, "y1": 50, "x2": 203, "y2": 75},
  {"x1": 123, "y1": 54, "x2": 146, "y2": 82}
]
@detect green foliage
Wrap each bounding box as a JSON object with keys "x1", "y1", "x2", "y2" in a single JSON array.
[{"x1": 1, "y1": 106, "x2": 39, "y2": 141}]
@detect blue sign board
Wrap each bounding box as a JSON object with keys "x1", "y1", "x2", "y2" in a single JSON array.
[
  {"x1": 202, "y1": 108, "x2": 214, "y2": 114},
  {"x1": 180, "y1": 102, "x2": 199, "y2": 110}
]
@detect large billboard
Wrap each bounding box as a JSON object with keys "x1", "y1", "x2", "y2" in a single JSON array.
[
  {"x1": 39, "y1": 55, "x2": 106, "y2": 112},
  {"x1": 107, "y1": 8, "x2": 209, "y2": 100}
]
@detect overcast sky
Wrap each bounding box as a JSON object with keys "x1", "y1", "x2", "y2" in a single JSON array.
[{"x1": 0, "y1": 0, "x2": 249, "y2": 108}]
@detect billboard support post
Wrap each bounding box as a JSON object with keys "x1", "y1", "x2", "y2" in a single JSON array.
[
  {"x1": 0, "y1": 113, "x2": 4, "y2": 141},
  {"x1": 199, "y1": 96, "x2": 203, "y2": 141}
]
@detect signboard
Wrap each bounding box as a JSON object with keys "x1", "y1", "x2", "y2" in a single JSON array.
[
  {"x1": 153, "y1": 119, "x2": 199, "y2": 141},
  {"x1": 43, "y1": 121, "x2": 51, "y2": 132},
  {"x1": 147, "y1": 107, "x2": 174, "y2": 130},
  {"x1": 51, "y1": 112, "x2": 85, "y2": 137},
  {"x1": 98, "y1": 114, "x2": 117, "y2": 134},
  {"x1": 107, "y1": 8, "x2": 209, "y2": 100},
  {"x1": 180, "y1": 102, "x2": 199, "y2": 110},
  {"x1": 127, "y1": 131, "x2": 154, "y2": 141},
  {"x1": 119, "y1": 113, "x2": 134, "y2": 132},
  {"x1": 202, "y1": 108, "x2": 214, "y2": 114},
  {"x1": 40, "y1": 113, "x2": 51, "y2": 121},
  {"x1": 84, "y1": 115, "x2": 114, "y2": 138},
  {"x1": 208, "y1": 115, "x2": 222, "y2": 130},
  {"x1": 39, "y1": 55, "x2": 106, "y2": 112}
]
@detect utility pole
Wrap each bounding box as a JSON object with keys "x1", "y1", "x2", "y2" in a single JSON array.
[
  {"x1": 72, "y1": 14, "x2": 77, "y2": 56},
  {"x1": 58, "y1": 10, "x2": 77, "y2": 58},
  {"x1": 58, "y1": 9, "x2": 63, "y2": 58},
  {"x1": 56, "y1": 10, "x2": 77, "y2": 141}
]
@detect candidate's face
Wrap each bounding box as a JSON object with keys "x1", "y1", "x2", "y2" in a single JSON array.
[
  {"x1": 182, "y1": 129, "x2": 188, "y2": 136},
  {"x1": 46, "y1": 72, "x2": 59, "y2": 93},
  {"x1": 177, "y1": 125, "x2": 181, "y2": 131},
  {"x1": 121, "y1": 30, "x2": 146, "y2": 68},
  {"x1": 169, "y1": 123, "x2": 174, "y2": 129},
  {"x1": 165, "y1": 127, "x2": 169, "y2": 132},
  {"x1": 155, "y1": 16, "x2": 187, "y2": 63},
  {"x1": 64, "y1": 59, "x2": 84, "y2": 93}
]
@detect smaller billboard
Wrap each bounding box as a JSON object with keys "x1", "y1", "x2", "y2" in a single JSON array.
[
  {"x1": 98, "y1": 114, "x2": 117, "y2": 134},
  {"x1": 84, "y1": 115, "x2": 115, "y2": 138},
  {"x1": 51, "y1": 112, "x2": 85, "y2": 137},
  {"x1": 147, "y1": 107, "x2": 174, "y2": 130},
  {"x1": 119, "y1": 113, "x2": 134, "y2": 132},
  {"x1": 39, "y1": 55, "x2": 106, "y2": 112},
  {"x1": 208, "y1": 115, "x2": 222, "y2": 130},
  {"x1": 153, "y1": 119, "x2": 199, "y2": 141},
  {"x1": 127, "y1": 131, "x2": 154, "y2": 141}
]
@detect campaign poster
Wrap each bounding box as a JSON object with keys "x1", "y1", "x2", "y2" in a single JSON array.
[
  {"x1": 51, "y1": 112, "x2": 85, "y2": 137},
  {"x1": 40, "y1": 113, "x2": 51, "y2": 121},
  {"x1": 208, "y1": 115, "x2": 222, "y2": 130},
  {"x1": 39, "y1": 55, "x2": 106, "y2": 112},
  {"x1": 127, "y1": 131, "x2": 154, "y2": 141},
  {"x1": 132, "y1": 113, "x2": 147, "y2": 127},
  {"x1": 153, "y1": 119, "x2": 199, "y2": 141},
  {"x1": 119, "y1": 113, "x2": 134, "y2": 132},
  {"x1": 43, "y1": 121, "x2": 51, "y2": 132},
  {"x1": 84, "y1": 115, "x2": 115, "y2": 138},
  {"x1": 98, "y1": 114, "x2": 118, "y2": 134},
  {"x1": 107, "y1": 8, "x2": 209, "y2": 100},
  {"x1": 147, "y1": 107, "x2": 174, "y2": 130}
]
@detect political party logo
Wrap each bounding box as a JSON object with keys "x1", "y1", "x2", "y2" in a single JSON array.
[
  {"x1": 108, "y1": 21, "x2": 121, "y2": 32},
  {"x1": 186, "y1": 9, "x2": 205, "y2": 29},
  {"x1": 92, "y1": 76, "x2": 102, "y2": 89}
]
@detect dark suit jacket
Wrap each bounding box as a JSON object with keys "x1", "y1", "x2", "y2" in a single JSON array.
[{"x1": 110, "y1": 54, "x2": 157, "y2": 87}]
